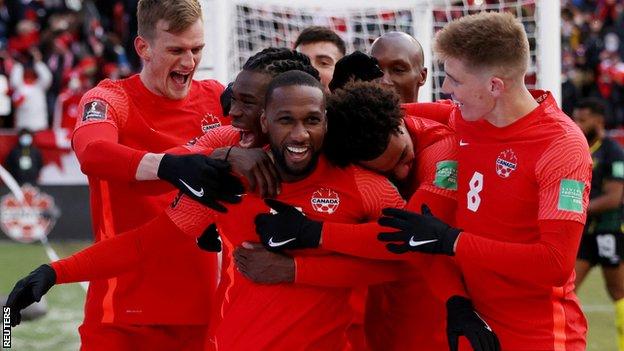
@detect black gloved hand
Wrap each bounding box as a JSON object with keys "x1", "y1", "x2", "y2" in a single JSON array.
[
  {"x1": 447, "y1": 296, "x2": 500, "y2": 351},
  {"x1": 157, "y1": 154, "x2": 244, "y2": 212},
  {"x1": 6, "y1": 264, "x2": 56, "y2": 327},
  {"x1": 328, "y1": 51, "x2": 384, "y2": 92},
  {"x1": 197, "y1": 223, "x2": 221, "y2": 252},
  {"x1": 377, "y1": 204, "x2": 460, "y2": 255},
  {"x1": 255, "y1": 199, "x2": 322, "y2": 252}
]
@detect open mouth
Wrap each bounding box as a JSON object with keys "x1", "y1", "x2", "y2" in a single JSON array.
[
  {"x1": 285, "y1": 145, "x2": 311, "y2": 163},
  {"x1": 170, "y1": 71, "x2": 191, "y2": 86},
  {"x1": 232, "y1": 126, "x2": 257, "y2": 148}
]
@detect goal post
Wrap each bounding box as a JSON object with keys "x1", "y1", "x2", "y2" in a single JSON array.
[{"x1": 200, "y1": 0, "x2": 561, "y2": 103}]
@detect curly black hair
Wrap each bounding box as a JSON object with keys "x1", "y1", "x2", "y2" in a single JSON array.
[
  {"x1": 324, "y1": 81, "x2": 403, "y2": 167},
  {"x1": 243, "y1": 47, "x2": 321, "y2": 81}
]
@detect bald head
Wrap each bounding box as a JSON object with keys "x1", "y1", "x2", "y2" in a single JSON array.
[{"x1": 370, "y1": 32, "x2": 427, "y2": 103}]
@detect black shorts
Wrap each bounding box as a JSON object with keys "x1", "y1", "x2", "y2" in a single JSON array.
[{"x1": 578, "y1": 232, "x2": 624, "y2": 267}]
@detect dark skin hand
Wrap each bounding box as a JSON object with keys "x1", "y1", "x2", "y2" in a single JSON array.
[
  {"x1": 233, "y1": 242, "x2": 295, "y2": 284},
  {"x1": 212, "y1": 147, "x2": 281, "y2": 198}
]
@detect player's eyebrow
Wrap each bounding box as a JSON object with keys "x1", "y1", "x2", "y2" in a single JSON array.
[
  {"x1": 445, "y1": 71, "x2": 459, "y2": 83},
  {"x1": 314, "y1": 54, "x2": 335, "y2": 62}
]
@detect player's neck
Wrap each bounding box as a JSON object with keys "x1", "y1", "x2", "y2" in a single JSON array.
[{"x1": 484, "y1": 87, "x2": 539, "y2": 128}]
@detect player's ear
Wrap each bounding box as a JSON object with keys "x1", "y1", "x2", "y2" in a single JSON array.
[
  {"x1": 417, "y1": 67, "x2": 427, "y2": 87},
  {"x1": 490, "y1": 76, "x2": 504, "y2": 98},
  {"x1": 135, "y1": 36, "x2": 151, "y2": 61},
  {"x1": 260, "y1": 111, "x2": 268, "y2": 134}
]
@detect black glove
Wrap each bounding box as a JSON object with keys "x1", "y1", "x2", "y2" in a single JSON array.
[
  {"x1": 6, "y1": 264, "x2": 56, "y2": 327},
  {"x1": 197, "y1": 223, "x2": 221, "y2": 252},
  {"x1": 377, "y1": 204, "x2": 460, "y2": 255},
  {"x1": 255, "y1": 199, "x2": 322, "y2": 252},
  {"x1": 328, "y1": 51, "x2": 384, "y2": 92},
  {"x1": 157, "y1": 154, "x2": 244, "y2": 212},
  {"x1": 447, "y1": 296, "x2": 500, "y2": 351}
]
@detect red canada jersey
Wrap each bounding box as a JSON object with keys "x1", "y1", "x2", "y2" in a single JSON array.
[
  {"x1": 167, "y1": 156, "x2": 404, "y2": 350},
  {"x1": 366, "y1": 115, "x2": 458, "y2": 351},
  {"x1": 451, "y1": 91, "x2": 591, "y2": 350},
  {"x1": 53, "y1": 88, "x2": 82, "y2": 129},
  {"x1": 74, "y1": 74, "x2": 226, "y2": 325}
]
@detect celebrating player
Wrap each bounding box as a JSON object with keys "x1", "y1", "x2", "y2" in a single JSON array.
[
  {"x1": 7, "y1": 1, "x2": 243, "y2": 350},
  {"x1": 573, "y1": 97, "x2": 624, "y2": 351}
]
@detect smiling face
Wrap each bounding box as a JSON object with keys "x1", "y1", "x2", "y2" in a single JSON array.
[
  {"x1": 229, "y1": 70, "x2": 273, "y2": 148},
  {"x1": 441, "y1": 56, "x2": 496, "y2": 122},
  {"x1": 136, "y1": 18, "x2": 204, "y2": 100},
  {"x1": 261, "y1": 85, "x2": 327, "y2": 181}
]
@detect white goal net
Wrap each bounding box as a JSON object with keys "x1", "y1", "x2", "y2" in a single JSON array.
[{"x1": 201, "y1": 0, "x2": 561, "y2": 102}]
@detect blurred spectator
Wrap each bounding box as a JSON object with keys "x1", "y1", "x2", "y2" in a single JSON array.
[
  {"x1": 4, "y1": 129, "x2": 43, "y2": 185},
  {"x1": 0, "y1": 50, "x2": 10, "y2": 127},
  {"x1": 562, "y1": 0, "x2": 624, "y2": 128},
  {"x1": 10, "y1": 47, "x2": 52, "y2": 131}
]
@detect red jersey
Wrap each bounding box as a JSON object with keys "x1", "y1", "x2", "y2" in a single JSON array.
[
  {"x1": 73, "y1": 74, "x2": 226, "y2": 325},
  {"x1": 167, "y1": 156, "x2": 405, "y2": 350},
  {"x1": 451, "y1": 91, "x2": 591, "y2": 350},
  {"x1": 366, "y1": 115, "x2": 458, "y2": 351}
]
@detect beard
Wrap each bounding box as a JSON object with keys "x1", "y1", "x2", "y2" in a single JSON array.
[{"x1": 271, "y1": 144, "x2": 321, "y2": 179}]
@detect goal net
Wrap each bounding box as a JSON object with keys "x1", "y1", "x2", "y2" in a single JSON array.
[{"x1": 201, "y1": 0, "x2": 561, "y2": 102}]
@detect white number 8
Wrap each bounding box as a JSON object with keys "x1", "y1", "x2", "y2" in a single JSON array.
[{"x1": 467, "y1": 172, "x2": 483, "y2": 212}]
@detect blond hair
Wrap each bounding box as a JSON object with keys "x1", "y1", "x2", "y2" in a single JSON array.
[
  {"x1": 137, "y1": 0, "x2": 202, "y2": 40},
  {"x1": 434, "y1": 12, "x2": 529, "y2": 77}
]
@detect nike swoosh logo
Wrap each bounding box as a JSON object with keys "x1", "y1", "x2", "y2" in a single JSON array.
[
  {"x1": 459, "y1": 140, "x2": 469, "y2": 146},
  {"x1": 474, "y1": 311, "x2": 493, "y2": 332},
  {"x1": 408, "y1": 237, "x2": 438, "y2": 247},
  {"x1": 179, "y1": 179, "x2": 204, "y2": 197},
  {"x1": 268, "y1": 237, "x2": 296, "y2": 247}
]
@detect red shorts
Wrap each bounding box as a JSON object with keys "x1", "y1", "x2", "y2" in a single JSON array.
[{"x1": 79, "y1": 323, "x2": 211, "y2": 351}]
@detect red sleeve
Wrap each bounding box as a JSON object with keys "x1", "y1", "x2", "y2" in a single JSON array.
[
  {"x1": 181, "y1": 125, "x2": 241, "y2": 154},
  {"x1": 536, "y1": 133, "x2": 592, "y2": 223},
  {"x1": 352, "y1": 166, "x2": 405, "y2": 220},
  {"x1": 72, "y1": 84, "x2": 148, "y2": 181},
  {"x1": 294, "y1": 254, "x2": 404, "y2": 287},
  {"x1": 73, "y1": 125, "x2": 147, "y2": 181},
  {"x1": 166, "y1": 194, "x2": 218, "y2": 238},
  {"x1": 455, "y1": 219, "x2": 583, "y2": 286},
  {"x1": 401, "y1": 100, "x2": 454, "y2": 125},
  {"x1": 321, "y1": 189, "x2": 454, "y2": 259},
  {"x1": 411, "y1": 136, "x2": 458, "y2": 201},
  {"x1": 51, "y1": 213, "x2": 186, "y2": 283}
]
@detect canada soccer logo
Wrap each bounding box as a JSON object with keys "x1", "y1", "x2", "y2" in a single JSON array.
[
  {"x1": 201, "y1": 113, "x2": 222, "y2": 133},
  {"x1": 0, "y1": 185, "x2": 60, "y2": 243},
  {"x1": 310, "y1": 188, "x2": 340, "y2": 214},
  {"x1": 495, "y1": 149, "x2": 518, "y2": 179}
]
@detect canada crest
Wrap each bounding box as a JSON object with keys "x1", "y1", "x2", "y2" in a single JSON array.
[
  {"x1": 201, "y1": 113, "x2": 222, "y2": 133},
  {"x1": 310, "y1": 188, "x2": 340, "y2": 214},
  {"x1": 495, "y1": 149, "x2": 518, "y2": 179},
  {"x1": 0, "y1": 185, "x2": 60, "y2": 243}
]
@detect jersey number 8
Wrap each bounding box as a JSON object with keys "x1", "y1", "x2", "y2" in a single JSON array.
[{"x1": 467, "y1": 172, "x2": 484, "y2": 212}]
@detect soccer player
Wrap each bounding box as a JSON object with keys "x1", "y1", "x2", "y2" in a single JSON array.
[
  {"x1": 573, "y1": 97, "x2": 624, "y2": 351},
  {"x1": 250, "y1": 80, "x2": 458, "y2": 350},
  {"x1": 370, "y1": 31, "x2": 427, "y2": 104},
  {"x1": 374, "y1": 12, "x2": 592, "y2": 350},
  {"x1": 60, "y1": 0, "x2": 238, "y2": 349},
  {"x1": 294, "y1": 26, "x2": 346, "y2": 90},
  {"x1": 7, "y1": 71, "x2": 406, "y2": 350},
  {"x1": 257, "y1": 12, "x2": 593, "y2": 351}
]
